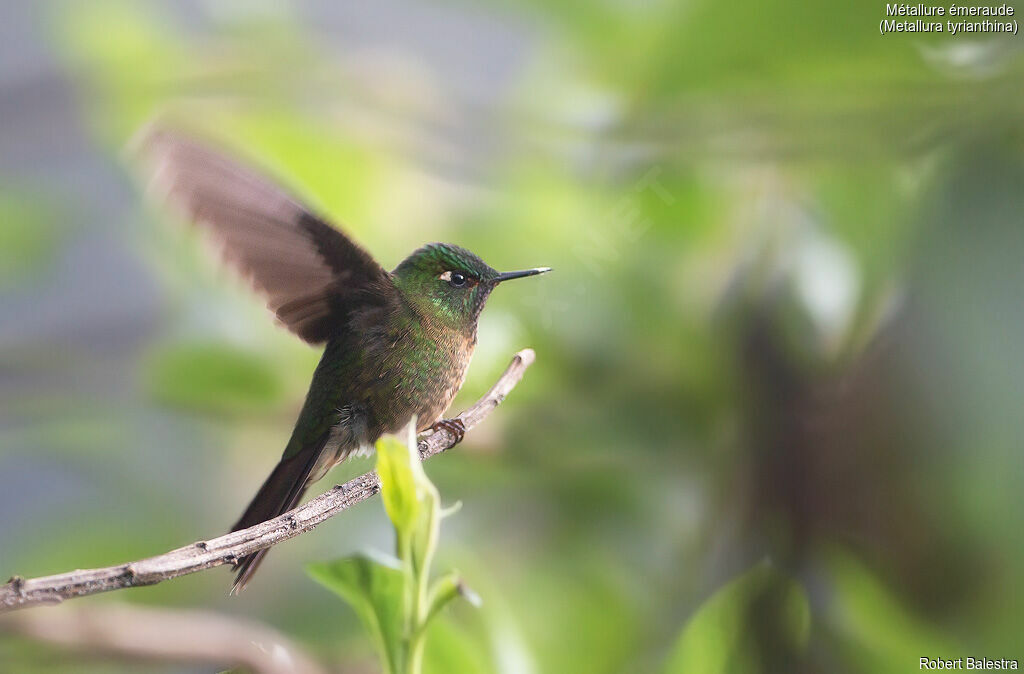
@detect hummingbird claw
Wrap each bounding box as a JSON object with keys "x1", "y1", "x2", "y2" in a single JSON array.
[{"x1": 430, "y1": 418, "x2": 466, "y2": 444}]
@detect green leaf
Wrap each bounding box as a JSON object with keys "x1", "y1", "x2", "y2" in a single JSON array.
[
  {"x1": 376, "y1": 423, "x2": 443, "y2": 577},
  {"x1": 664, "y1": 561, "x2": 810, "y2": 674},
  {"x1": 824, "y1": 550, "x2": 961, "y2": 674},
  {"x1": 376, "y1": 433, "x2": 421, "y2": 539},
  {"x1": 307, "y1": 555, "x2": 408, "y2": 674},
  {"x1": 422, "y1": 616, "x2": 495, "y2": 674},
  {"x1": 422, "y1": 573, "x2": 473, "y2": 629}
]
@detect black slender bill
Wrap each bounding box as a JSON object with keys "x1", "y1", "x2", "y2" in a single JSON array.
[{"x1": 494, "y1": 267, "x2": 552, "y2": 282}]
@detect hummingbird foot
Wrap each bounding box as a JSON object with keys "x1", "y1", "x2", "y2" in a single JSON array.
[{"x1": 429, "y1": 418, "x2": 466, "y2": 444}]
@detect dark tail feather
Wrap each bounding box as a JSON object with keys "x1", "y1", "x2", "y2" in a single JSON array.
[{"x1": 229, "y1": 444, "x2": 323, "y2": 594}]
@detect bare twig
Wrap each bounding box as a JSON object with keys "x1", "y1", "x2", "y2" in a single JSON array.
[
  {"x1": 0, "y1": 604, "x2": 328, "y2": 674},
  {"x1": 0, "y1": 349, "x2": 536, "y2": 613}
]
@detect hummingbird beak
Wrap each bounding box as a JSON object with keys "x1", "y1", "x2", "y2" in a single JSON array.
[{"x1": 493, "y1": 267, "x2": 551, "y2": 283}]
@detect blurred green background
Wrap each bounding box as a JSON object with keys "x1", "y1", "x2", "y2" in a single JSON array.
[{"x1": 1, "y1": 1, "x2": 1023, "y2": 672}]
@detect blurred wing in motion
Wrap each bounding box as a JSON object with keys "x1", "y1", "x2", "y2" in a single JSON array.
[{"x1": 133, "y1": 127, "x2": 390, "y2": 343}]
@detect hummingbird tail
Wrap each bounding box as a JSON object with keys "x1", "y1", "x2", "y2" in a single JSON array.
[{"x1": 228, "y1": 445, "x2": 322, "y2": 594}]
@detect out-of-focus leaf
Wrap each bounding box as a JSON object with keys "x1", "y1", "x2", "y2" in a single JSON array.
[
  {"x1": 376, "y1": 432, "x2": 422, "y2": 540},
  {"x1": 423, "y1": 616, "x2": 496, "y2": 674},
  {"x1": 424, "y1": 572, "x2": 465, "y2": 626},
  {"x1": 307, "y1": 555, "x2": 407, "y2": 674},
  {"x1": 142, "y1": 342, "x2": 284, "y2": 415},
  {"x1": 503, "y1": 551, "x2": 643, "y2": 674},
  {"x1": 376, "y1": 423, "x2": 442, "y2": 577},
  {"x1": 824, "y1": 550, "x2": 962, "y2": 674},
  {"x1": 664, "y1": 561, "x2": 810, "y2": 674}
]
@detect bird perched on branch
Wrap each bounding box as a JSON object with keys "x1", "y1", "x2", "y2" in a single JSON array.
[{"x1": 133, "y1": 128, "x2": 549, "y2": 592}]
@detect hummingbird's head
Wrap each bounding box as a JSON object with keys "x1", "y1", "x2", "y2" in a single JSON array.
[{"x1": 392, "y1": 243, "x2": 549, "y2": 331}]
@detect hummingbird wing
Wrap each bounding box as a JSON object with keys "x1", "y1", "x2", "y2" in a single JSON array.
[{"x1": 133, "y1": 127, "x2": 391, "y2": 344}]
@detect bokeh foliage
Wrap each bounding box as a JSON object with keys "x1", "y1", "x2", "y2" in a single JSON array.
[{"x1": 1, "y1": 0, "x2": 1023, "y2": 672}]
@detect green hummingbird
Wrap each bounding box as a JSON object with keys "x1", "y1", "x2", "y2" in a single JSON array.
[{"x1": 135, "y1": 129, "x2": 549, "y2": 592}]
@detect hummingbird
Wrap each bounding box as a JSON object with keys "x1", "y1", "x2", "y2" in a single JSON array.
[{"x1": 134, "y1": 128, "x2": 549, "y2": 592}]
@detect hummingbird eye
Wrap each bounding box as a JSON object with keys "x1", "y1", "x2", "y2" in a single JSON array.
[{"x1": 439, "y1": 270, "x2": 472, "y2": 288}]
